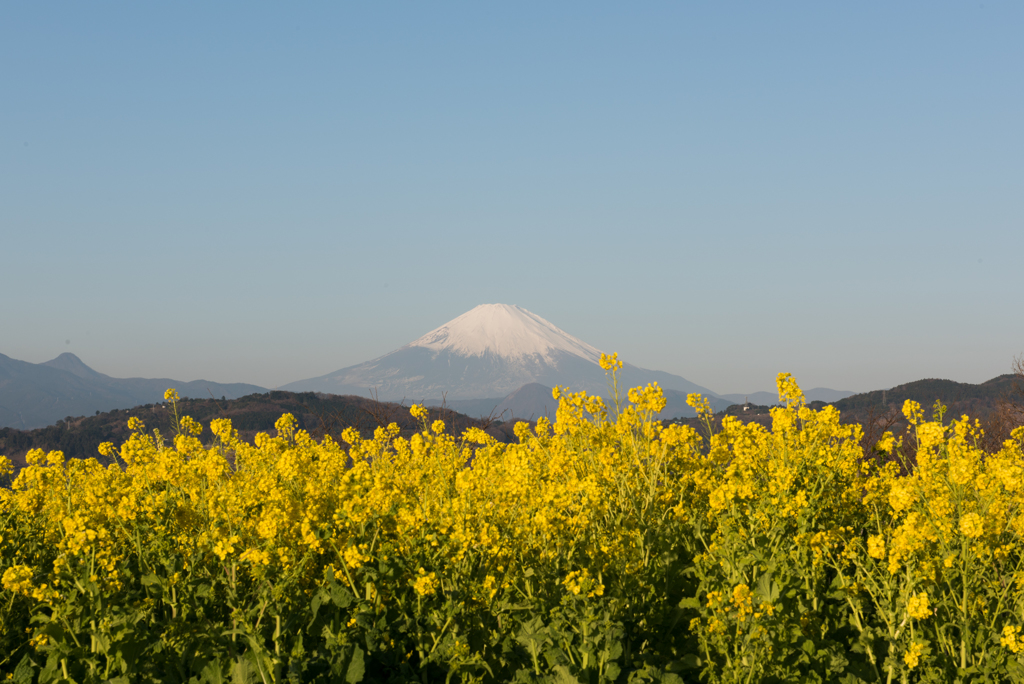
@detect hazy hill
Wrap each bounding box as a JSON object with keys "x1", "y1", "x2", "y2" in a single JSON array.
[
  {"x1": 660, "y1": 389, "x2": 735, "y2": 418},
  {"x1": 667, "y1": 373, "x2": 1024, "y2": 459},
  {"x1": 830, "y1": 375, "x2": 1019, "y2": 414},
  {"x1": 0, "y1": 390, "x2": 517, "y2": 475},
  {"x1": 494, "y1": 383, "x2": 561, "y2": 421},
  {"x1": 721, "y1": 388, "x2": 855, "y2": 406},
  {"x1": 438, "y1": 385, "x2": 557, "y2": 422},
  {"x1": 0, "y1": 352, "x2": 267, "y2": 430},
  {"x1": 434, "y1": 382, "x2": 734, "y2": 421}
]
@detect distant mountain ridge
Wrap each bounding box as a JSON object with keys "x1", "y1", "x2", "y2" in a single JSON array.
[
  {"x1": 0, "y1": 390, "x2": 519, "y2": 473},
  {"x1": 0, "y1": 353, "x2": 266, "y2": 430},
  {"x1": 830, "y1": 375, "x2": 1019, "y2": 412},
  {"x1": 435, "y1": 383, "x2": 736, "y2": 421},
  {"x1": 1, "y1": 305, "x2": 862, "y2": 428},
  {"x1": 720, "y1": 388, "x2": 855, "y2": 406}
]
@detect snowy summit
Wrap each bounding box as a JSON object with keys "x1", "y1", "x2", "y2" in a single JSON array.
[{"x1": 407, "y1": 304, "x2": 602, "y2": 363}]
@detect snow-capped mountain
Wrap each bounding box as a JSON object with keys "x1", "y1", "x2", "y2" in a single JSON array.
[
  {"x1": 281, "y1": 304, "x2": 721, "y2": 403},
  {"x1": 410, "y1": 304, "x2": 602, "y2": 365}
]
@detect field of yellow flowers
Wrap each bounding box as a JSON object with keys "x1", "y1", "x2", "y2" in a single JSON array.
[{"x1": 3, "y1": 354, "x2": 1024, "y2": 683}]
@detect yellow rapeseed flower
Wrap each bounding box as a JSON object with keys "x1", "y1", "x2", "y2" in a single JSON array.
[
  {"x1": 776, "y1": 372, "x2": 805, "y2": 407},
  {"x1": 627, "y1": 383, "x2": 667, "y2": 414},
  {"x1": 731, "y1": 583, "x2": 754, "y2": 618},
  {"x1": 1002, "y1": 625, "x2": 1022, "y2": 653},
  {"x1": 686, "y1": 393, "x2": 713, "y2": 420},
  {"x1": 179, "y1": 415, "x2": 203, "y2": 437},
  {"x1": 960, "y1": 512, "x2": 984, "y2": 539},
  {"x1": 904, "y1": 641, "x2": 925, "y2": 669},
  {"x1": 902, "y1": 400, "x2": 924, "y2": 426},
  {"x1": 867, "y1": 535, "x2": 886, "y2": 560},
  {"x1": 907, "y1": 592, "x2": 930, "y2": 620},
  {"x1": 874, "y1": 432, "x2": 896, "y2": 454},
  {"x1": 1, "y1": 565, "x2": 35, "y2": 596},
  {"x1": 274, "y1": 413, "x2": 297, "y2": 439},
  {"x1": 888, "y1": 481, "x2": 917, "y2": 513},
  {"x1": 412, "y1": 568, "x2": 437, "y2": 596},
  {"x1": 917, "y1": 422, "x2": 946, "y2": 452},
  {"x1": 598, "y1": 352, "x2": 623, "y2": 372}
]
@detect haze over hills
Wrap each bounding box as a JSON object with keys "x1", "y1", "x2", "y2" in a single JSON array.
[
  {"x1": 442, "y1": 383, "x2": 563, "y2": 422},
  {"x1": 281, "y1": 304, "x2": 737, "y2": 417},
  {"x1": 720, "y1": 388, "x2": 855, "y2": 407},
  {"x1": 441, "y1": 384, "x2": 856, "y2": 422},
  {"x1": 0, "y1": 352, "x2": 266, "y2": 430},
  {"x1": 670, "y1": 372, "x2": 1024, "y2": 458},
  {"x1": 830, "y1": 375, "x2": 1020, "y2": 413},
  {"x1": 4, "y1": 373, "x2": 1018, "y2": 473},
  {"x1": 0, "y1": 391, "x2": 519, "y2": 473},
  {"x1": 1, "y1": 304, "x2": 860, "y2": 428}
]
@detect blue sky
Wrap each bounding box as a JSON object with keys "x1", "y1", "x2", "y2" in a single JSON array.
[{"x1": 2, "y1": 2, "x2": 1022, "y2": 394}]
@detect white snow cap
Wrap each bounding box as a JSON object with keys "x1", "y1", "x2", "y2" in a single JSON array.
[{"x1": 408, "y1": 304, "x2": 603, "y2": 363}]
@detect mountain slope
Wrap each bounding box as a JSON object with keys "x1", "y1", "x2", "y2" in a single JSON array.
[
  {"x1": 491, "y1": 383, "x2": 561, "y2": 421},
  {"x1": 281, "y1": 304, "x2": 719, "y2": 401},
  {"x1": 830, "y1": 375, "x2": 1019, "y2": 413},
  {"x1": 0, "y1": 353, "x2": 266, "y2": 429}
]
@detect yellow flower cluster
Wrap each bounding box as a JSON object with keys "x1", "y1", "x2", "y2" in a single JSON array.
[
  {"x1": 1, "y1": 565, "x2": 34, "y2": 596},
  {"x1": 850, "y1": 398, "x2": 1024, "y2": 678},
  {"x1": 1002, "y1": 625, "x2": 1022, "y2": 653},
  {"x1": 1, "y1": 371, "x2": 1023, "y2": 682},
  {"x1": 906, "y1": 592, "x2": 930, "y2": 620},
  {"x1": 904, "y1": 641, "x2": 925, "y2": 669},
  {"x1": 412, "y1": 568, "x2": 438, "y2": 597}
]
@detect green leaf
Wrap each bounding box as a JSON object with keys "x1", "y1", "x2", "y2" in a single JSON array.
[
  {"x1": 679, "y1": 654, "x2": 701, "y2": 670},
  {"x1": 345, "y1": 644, "x2": 365, "y2": 684},
  {"x1": 199, "y1": 658, "x2": 226, "y2": 684},
  {"x1": 141, "y1": 573, "x2": 162, "y2": 587},
  {"x1": 755, "y1": 572, "x2": 780, "y2": 603},
  {"x1": 836, "y1": 675, "x2": 868, "y2": 684},
  {"x1": 551, "y1": 665, "x2": 580, "y2": 684},
  {"x1": 231, "y1": 654, "x2": 265, "y2": 684},
  {"x1": 12, "y1": 654, "x2": 36, "y2": 684},
  {"x1": 677, "y1": 597, "x2": 700, "y2": 610},
  {"x1": 39, "y1": 653, "x2": 61, "y2": 684},
  {"x1": 331, "y1": 585, "x2": 354, "y2": 608}
]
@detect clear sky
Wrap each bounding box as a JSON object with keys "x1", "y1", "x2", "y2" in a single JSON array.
[{"x1": 2, "y1": 2, "x2": 1022, "y2": 395}]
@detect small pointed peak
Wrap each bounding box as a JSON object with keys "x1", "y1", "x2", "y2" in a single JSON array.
[{"x1": 42, "y1": 353, "x2": 103, "y2": 379}]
